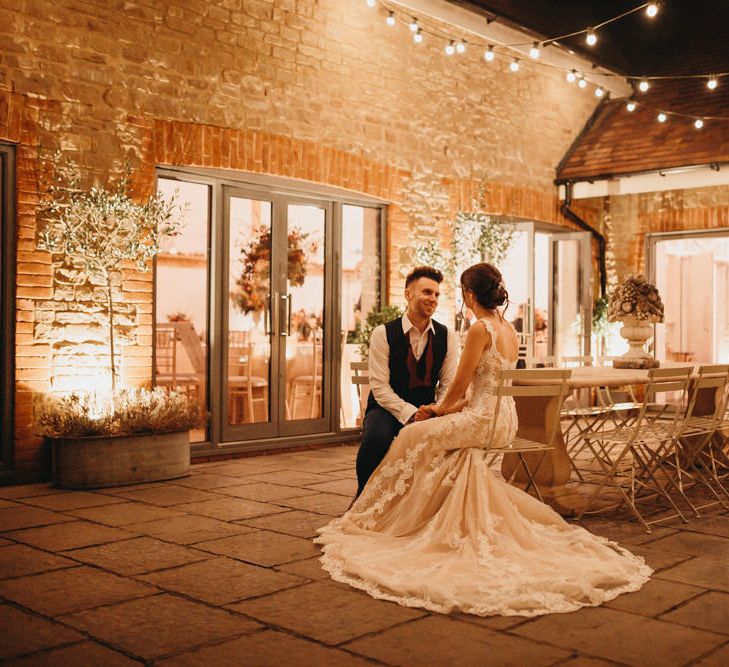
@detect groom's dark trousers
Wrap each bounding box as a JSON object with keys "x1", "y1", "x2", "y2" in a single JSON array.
[{"x1": 354, "y1": 318, "x2": 448, "y2": 498}]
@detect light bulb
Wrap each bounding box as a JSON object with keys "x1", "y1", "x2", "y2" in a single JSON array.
[
  {"x1": 657, "y1": 112, "x2": 667, "y2": 123},
  {"x1": 386, "y1": 11, "x2": 395, "y2": 26},
  {"x1": 586, "y1": 30, "x2": 597, "y2": 46},
  {"x1": 595, "y1": 86, "x2": 604, "y2": 97},
  {"x1": 566, "y1": 69, "x2": 577, "y2": 83},
  {"x1": 413, "y1": 28, "x2": 423, "y2": 43},
  {"x1": 529, "y1": 43, "x2": 540, "y2": 59},
  {"x1": 646, "y1": 3, "x2": 658, "y2": 17},
  {"x1": 445, "y1": 41, "x2": 455, "y2": 56},
  {"x1": 366, "y1": 0, "x2": 375, "y2": 7},
  {"x1": 409, "y1": 18, "x2": 418, "y2": 32},
  {"x1": 456, "y1": 41, "x2": 466, "y2": 54},
  {"x1": 578, "y1": 77, "x2": 587, "y2": 88},
  {"x1": 510, "y1": 58, "x2": 520, "y2": 72},
  {"x1": 638, "y1": 78, "x2": 650, "y2": 92},
  {"x1": 707, "y1": 77, "x2": 718, "y2": 90},
  {"x1": 626, "y1": 101, "x2": 636, "y2": 112},
  {"x1": 484, "y1": 45, "x2": 495, "y2": 61},
  {"x1": 694, "y1": 118, "x2": 704, "y2": 129}
]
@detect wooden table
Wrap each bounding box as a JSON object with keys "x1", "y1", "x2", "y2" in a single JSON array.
[{"x1": 503, "y1": 367, "x2": 649, "y2": 517}]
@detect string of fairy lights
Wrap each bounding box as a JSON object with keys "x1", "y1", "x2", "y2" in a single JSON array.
[{"x1": 362, "y1": 0, "x2": 729, "y2": 128}]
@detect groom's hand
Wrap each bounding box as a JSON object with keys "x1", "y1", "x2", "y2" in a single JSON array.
[{"x1": 414, "y1": 405, "x2": 436, "y2": 421}]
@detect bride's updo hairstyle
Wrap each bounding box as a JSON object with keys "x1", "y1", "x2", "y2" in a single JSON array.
[{"x1": 460, "y1": 263, "x2": 509, "y2": 311}]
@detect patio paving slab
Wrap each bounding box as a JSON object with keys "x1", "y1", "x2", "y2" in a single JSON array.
[
  {"x1": 17, "y1": 491, "x2": 125, "y2": 511},
  {"x1": 123, "y1": 514, "x2": 254, "y2": 545},
  {"x1": 680, "y1": 515, "x2": 729, "y2": 538},
  {"x1": 157, "y1": 629, "x2": 374, "y2": 666},
  {"x1": 171, "y1": 473, "x2": 249, "y2": 490},
  {"x1": 512, "y1": 606, "x2": 726, "y2": 667},
  {"x1": 138, "y1": 556, "x2": 305, "y2": 605},
  {"x1": 693, "y1": 642, "x2": 729, "y2": 667},
  {"x1": 195, "y1": 529, "x2": 319, "y2": 566},
  {"x1": 345, "y1": 614, "x2": 570, "y2": 666},
  {"x1": 622, "y1": 542, "x2": 693, "y2": 572},
  {"x1": 66, "y1": 501, "x2": 186, "y2": 526},
  {"x1": 109, "y1": 485, "x2": 223, "y2": 507},
  {"x1": 60, "y1": 593, "x2": 261, "y2": 660},
  {"x1": 275, "y1": 492, "x2": 352, "y2": 516},
  {"x1": 8, "y1": 640, "x2": 140, "y2": 666},
  {"x1": 646, "y1": 529, "x2": 729, "y2": 558},
  {"x1": 241, "y1": 509, "x2": 331, "y2": 538},
  {"x1": 0, "y1": 566, "x2": 158, "y2": 616},
  {"x1": 174, "y1": 497, "x2": 283, "y2": 521},
  {"x1": 67, "y1": 536, "x2": 210, "y2": 575},
  {"x1": 0, "y1": 605, "x2": 82, "y2": 661},
  {"x1": 655, "y1": 554, "x2": 729, "y2": 591},
  {"x1": 230, "y1": 581, "x2": 426, "y2": 646},
  {"x1": 5, "y1": 520, "x2": 134, "y2": 551},
  {"x1": 0, "y1": 484, "x2": 61, "y2": 500},
  {"x1": 0, "y1": 506, "x2": 74, "y2": 532},
  {"x1": 659, "y1": 591, "x2": 729, "y2": 635},
  {"x1": 245, "y1": 470, "x2": 339, "y2": 487},
  {"x1": 212, "y1": 482, "x2": 319, "y2": 502},
  {"x1": 305, "y1": 478, "x2": 358, "y2": 496},
  {"x1": 274, "y1": 556, "x2": 332, "y2": 581},
  {"x1": 0, "y1": 544, "x2": 76, "y2": 579},
  {"x1": 603, "y1": 577, "x2": 704, "y2": 616}
]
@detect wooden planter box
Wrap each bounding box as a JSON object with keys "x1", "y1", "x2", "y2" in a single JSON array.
[{"x1": 52, "y1": 430, "x2": 190, "y2": 489}]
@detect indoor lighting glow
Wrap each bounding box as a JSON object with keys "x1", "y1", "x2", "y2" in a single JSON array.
[
  {"x1": 413, "y1": 28, "x2": 423, "y2": 43},
  {"x1": 707, "y1": 77, "x2": 718, "y2": 90},
  {"x1": 694, "y1": 118, "x2": 704, "y2": 129},
  {"x1": 585, "y1": 30, "x2": 597, "y2": 46},
  {"x1": 638, "y1": 78, "x2": 650, "y2": 92},
  {"x1": 578, "y1": 77, "x2": 587, "y2": 88},
  {"x1": 484, "y1": 45, "x2": 495, "y2": 61},
  {"x1": 529, "y1": 43, "x2": 540, "y2": 59},
  {"x1": 509, "y1": 58, "x2": 520, "y2": 72},
  {"x1": 386, "y1": 11, "x2": 395, "y2": 26},
  {"x1": 657, "y1": 112, "x2": 667, "y2": 122},
  {"x1": 626, "y1": 101, "x2": 637, "y2": 111},
  {"x1": 445, "y1": 40, "x2": 455, "y2": 56},
  {"x1": 566, "y1": 69, "x2": 577, "y2": 83},
  {"x1": 409, "y1": 18, "x2": 418, "y2": 32},
  {"x1": 646, "y1": 3, "x2": 659, "y2": 18},
  {"x1": 456, "y1": 41, "x2": 466, "y2": 53},
  {"x1": 366, "y1": 0, "x2": 376, "y2": 7},
  {"x1": 595, "y1": 86, "x2": 604, "y2": 97}
]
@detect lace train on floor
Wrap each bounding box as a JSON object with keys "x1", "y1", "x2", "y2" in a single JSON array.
[{"x1": 316, "y1": 443, "x2": 652, "y2": 617}]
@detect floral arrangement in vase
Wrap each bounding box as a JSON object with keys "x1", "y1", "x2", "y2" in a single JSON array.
[
  {"x1": 232, "y1": 226, "x2": 317, "y2": 315},
  {"x1": 607, "y1": 274, "x2": 664, "y2": 323}
]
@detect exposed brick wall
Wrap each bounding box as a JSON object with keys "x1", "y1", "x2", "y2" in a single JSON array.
[
  {"x1": 579, "y1": 187, "x2": 729, "y2": 285},
  {"x1": 1, "y1": 0, "x2": 604, "y2": 480}
]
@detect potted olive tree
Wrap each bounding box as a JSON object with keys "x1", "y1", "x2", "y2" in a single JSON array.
[{"x1": 36, "y1": 153, "x2": 206, "y2": 488}]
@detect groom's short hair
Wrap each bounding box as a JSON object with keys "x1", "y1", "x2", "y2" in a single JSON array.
[{"x1": 405, "y1": 266, "x2": 444, "y2": 287}]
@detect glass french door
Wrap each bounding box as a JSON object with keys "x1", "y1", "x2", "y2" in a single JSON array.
[
  {"x1": 551, "y1": 232, "x2": 592, "y2": 358},
  {"x1": 223, "y1": 188, "x2": 332, "y2": 440},
  {"x1": 499, "y1": 222, "x2": 591, "y2": 359}
]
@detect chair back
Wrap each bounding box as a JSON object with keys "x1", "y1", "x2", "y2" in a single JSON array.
[
  {"x1": 525, "y1": 355, "x2": 557, "y2": 369},
  {"x1": 229, "y1": 330, "x2": 254, "y2": 392},
  {"x1": 561, "y1": 355, "x2": 593, "y2": 368},
  {"x1": 351, "y1": 360, "x2": 369, "y2": 421},
  {"x1": 489, "y1": 369, "x2": 572, "y2": 449},
  {"x1": 155, "y1": 327, "x2": 178, "y2": 381},
  {"x1": 638, "y1": 366, "x2": 693, "y2": 436},
  {"x1": 686, "y1": 364, "x2": 729, "y2": 425}
]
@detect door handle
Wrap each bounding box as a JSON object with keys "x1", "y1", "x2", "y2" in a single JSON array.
[
  {"x1": 264, "y1": 293, "x2": 272, "y2": 336},
  {"x1": 280, "y1": 294, "x2": 292, "y2": 336}
]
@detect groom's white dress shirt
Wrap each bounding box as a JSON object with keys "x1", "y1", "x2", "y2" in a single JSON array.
[{"x1": 368, "y1": 313, "x2": 459, "y2": 424}]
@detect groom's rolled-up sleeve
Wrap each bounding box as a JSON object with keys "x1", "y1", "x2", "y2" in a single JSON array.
[
  {"x1": 435, "y1": 328, "x2": 460, "y2": 402},
  {"x1": 368, "y1": 325, "x2": 418, "y2": 425}
]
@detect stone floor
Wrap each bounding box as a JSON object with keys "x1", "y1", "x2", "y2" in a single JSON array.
[{"x1": 1, "y1": 443, "x2": 728, "y2": 666}]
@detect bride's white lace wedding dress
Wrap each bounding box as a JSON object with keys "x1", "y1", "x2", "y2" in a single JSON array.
[{"x1": 316, "y1": 319, "x2": 651, "y2": 617}]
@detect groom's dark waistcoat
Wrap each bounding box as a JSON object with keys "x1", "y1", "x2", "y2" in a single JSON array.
[{"x1": 367, "y1": 317, "x2": 448, "y2": 412}]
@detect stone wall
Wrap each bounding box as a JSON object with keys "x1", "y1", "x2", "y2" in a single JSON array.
[{"x1": 0, "y1": 0, "x2": 602, "y2": 479}]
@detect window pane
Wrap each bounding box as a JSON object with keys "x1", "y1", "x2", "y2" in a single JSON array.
[
  {"x1": 155, "y1": 179, "x2": 210, "y2": 442},
  {"x1": 340, "y1": 205, "x2": 380, "y2": 428}
]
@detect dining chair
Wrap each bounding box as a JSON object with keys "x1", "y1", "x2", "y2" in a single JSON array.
[
  {"x1": 350, "y1": 360, "x2": 369, "y2": 426},
  {"x1": 228, "y1": 331, "x2": 269, "y2": 424},
  {"x1": 576, "y1": 366, "x2": 693, "y2": 533},
  {"x1": 288, "y1": 328, "x2": 322, "y2": 419},
  {"x1": 155, "y1": 322, "x2": 203, "y2": 401},
  {"x1": 525, "y1": 355, "x2": 557, "y2": 369},
  {"x1": 486, "y1": 368, "x2": 572, "y2": 503}
]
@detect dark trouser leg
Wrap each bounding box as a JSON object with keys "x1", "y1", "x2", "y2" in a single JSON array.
[{"x1": 355, "y1": 406, "x2": 402, "y2": 498}]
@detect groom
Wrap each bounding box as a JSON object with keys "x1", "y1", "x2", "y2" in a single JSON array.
[{"x1": 355, "y1": 266, "x2": 459, "y2": 498}]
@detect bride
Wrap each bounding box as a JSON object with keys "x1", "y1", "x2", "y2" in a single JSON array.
[{"x1": 316, "y1": 262, "x2": 651, "y2": 617}]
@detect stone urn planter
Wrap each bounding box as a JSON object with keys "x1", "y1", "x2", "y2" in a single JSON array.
[
  {"x1": 614, "y1": 316, "x2": 659, "y2": 369},
  {"x1": 52, "y1": 430, "x2": 190, "y2": 490}
]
